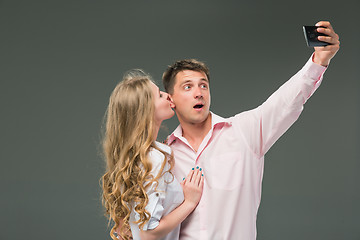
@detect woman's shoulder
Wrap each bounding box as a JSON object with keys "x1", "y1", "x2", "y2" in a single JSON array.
[
  {"x1": 148, "y1": 141, "x2": 171, "y2": 171},
  {"x1": 154, "y1": 141, "x2": 172, "y2": 154}
]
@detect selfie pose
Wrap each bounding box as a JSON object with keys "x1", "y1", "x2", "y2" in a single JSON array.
[
  {"x1": 101, "y1": 70, "x2": 204, "y2": 240},
  {"x1": 162, "y1": 21, "x2": 340, "y2": 240}
]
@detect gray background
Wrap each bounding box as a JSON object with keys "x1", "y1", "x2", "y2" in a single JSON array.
[{"x1": 1, "y1": 0, "x2": 359, "y2": 239}]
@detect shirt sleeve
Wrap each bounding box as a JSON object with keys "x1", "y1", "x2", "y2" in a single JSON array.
[
  {"x1": 233, "y1": 54, "x2": 327, "y2": 158},
  {"x1": 133, "y1": 149, "x2": 169, "y2": 231}
]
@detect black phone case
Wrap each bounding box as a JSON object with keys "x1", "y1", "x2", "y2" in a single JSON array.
[{"x1": 303, "y1": 26, "x2": 329, "y2": 47}]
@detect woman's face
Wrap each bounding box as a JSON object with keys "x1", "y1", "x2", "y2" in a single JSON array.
[{"x1": 150, "y1": 82, "x2": 174, "y2": 124}]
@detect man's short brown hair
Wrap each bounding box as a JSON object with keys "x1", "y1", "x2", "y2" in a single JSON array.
[{"x1": 162, "y1": 59, "x2": 210, "y2": 94}]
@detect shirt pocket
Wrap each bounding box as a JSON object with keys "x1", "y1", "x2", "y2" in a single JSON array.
[{"x1": 209, "y1": 152, "x2": 243, "y2": 190}]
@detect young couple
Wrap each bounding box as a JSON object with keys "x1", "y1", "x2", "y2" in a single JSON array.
[{"x1": 101, "y1": 21, "x2": 339, "y2": 240}]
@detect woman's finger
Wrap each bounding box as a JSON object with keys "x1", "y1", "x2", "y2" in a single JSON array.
[
  {"x1": 199, "y1": 173, "x2": 204, "y2": 189},
  {"x1": 186, "y1": 168, "x2": 195, "y2": 182},
  {"x1": 194, "y1": 168, "x2": 202, "y2": 186}
]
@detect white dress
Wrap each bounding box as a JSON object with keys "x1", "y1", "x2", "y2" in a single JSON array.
[{"x1": 129, "y1": 141, "x2": 184, "y2": 240}]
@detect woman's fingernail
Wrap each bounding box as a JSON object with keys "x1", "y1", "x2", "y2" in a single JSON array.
[
  {"x1": 192, "y1": 168, "x2": 194, "y2": 170},
  {"x1": 196, "y1": 166, "x2": 199, "y2": 169},
  {"x1": 183, "y1": 177, "x2": 185, "y2": 180},
  {"x1": 202, "y1": 174, "x2": 204, "y2": 176},
  {"x1": 200, "y1": 168, "x2": 202, "y2": 171}
]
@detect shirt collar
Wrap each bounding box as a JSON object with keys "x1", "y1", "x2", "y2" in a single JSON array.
[{"x1": 166, "y1": 112, "x2": 232, "y2": 145}]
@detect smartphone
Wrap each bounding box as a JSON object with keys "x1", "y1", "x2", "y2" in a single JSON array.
[{"x1": 303, "y1": 26, "x2": 329, "y2": 47}]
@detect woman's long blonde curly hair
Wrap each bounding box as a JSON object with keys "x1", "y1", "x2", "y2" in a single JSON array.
[{"x1": 101, "y1": 70, "x2": 171, "y2": 240}]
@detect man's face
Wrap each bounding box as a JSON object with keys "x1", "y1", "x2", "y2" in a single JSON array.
[{"x1": 169, "y1": 70, "x2": 211, "y2": 125}]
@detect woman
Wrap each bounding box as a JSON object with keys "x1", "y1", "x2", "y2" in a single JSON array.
[{"x1": 101, "y1": 69, "x2": 204, "y2": 240}]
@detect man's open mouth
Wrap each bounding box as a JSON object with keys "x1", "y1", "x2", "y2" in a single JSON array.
[{"x1": 193, "y1": 104, "x2": 204, "y2": 109}]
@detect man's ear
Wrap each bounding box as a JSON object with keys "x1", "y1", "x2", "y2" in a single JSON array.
[{"x1": 168, "y1": 95, "x2": 176, "y2": 108}]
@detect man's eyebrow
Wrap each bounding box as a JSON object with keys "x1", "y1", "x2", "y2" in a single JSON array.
[
  {"x1": 180, "y1": 80, "x2": 193, "y2": 85},
  {"x1": 181, "y1": 78, "x2": 208, "y2": 84}
]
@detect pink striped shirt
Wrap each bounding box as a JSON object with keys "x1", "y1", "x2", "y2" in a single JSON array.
[{"x1": 166, "y1": 56, "x2": 327, "y2": 240}]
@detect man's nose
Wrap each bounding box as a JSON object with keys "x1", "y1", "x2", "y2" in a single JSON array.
[{"x1": 194, "y1": 86, "x2": 203, "y2": 99}]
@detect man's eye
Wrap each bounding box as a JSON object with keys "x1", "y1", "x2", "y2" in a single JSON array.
[
  {"x1": 184, "y1": 86, "x2": 190, "y2": 90},
  {"x1": 160, "y1": 93, "x2": 163, "y2": 97},
  {"x1": 201, "y1": 84, "x2": 208, "y2": 89}
]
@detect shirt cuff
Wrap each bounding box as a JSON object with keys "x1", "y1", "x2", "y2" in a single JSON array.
[
  {"x1": 147, "y1": 220, "x2": 160, "y2": 230},
  {"x1": 135, "y1": 190, "x2": 164, "y2": 231},
  {"x1": 303, "y1": 53, "x2": 327, "y2": 81}
]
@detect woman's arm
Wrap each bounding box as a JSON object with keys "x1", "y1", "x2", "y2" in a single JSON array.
[
  {"x1": 139, "y1": 168, "x2": 204, "y2": 240},
  {"x1": 115, "y1": 219, "x2": 132, "y2": 240}
]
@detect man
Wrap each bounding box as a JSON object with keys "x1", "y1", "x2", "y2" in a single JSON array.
[{"x1": 162, "y1": 21, "x2": 340, "y2": 240}]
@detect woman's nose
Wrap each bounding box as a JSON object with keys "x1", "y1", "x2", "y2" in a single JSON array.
[{"x1": 161, "y1": 91, "x2": 170, "y2": 100}]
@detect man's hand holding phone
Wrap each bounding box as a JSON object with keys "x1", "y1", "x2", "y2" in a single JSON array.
[{"x1": 309, "y1": 21, "x2": 340, "y2": 67}]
